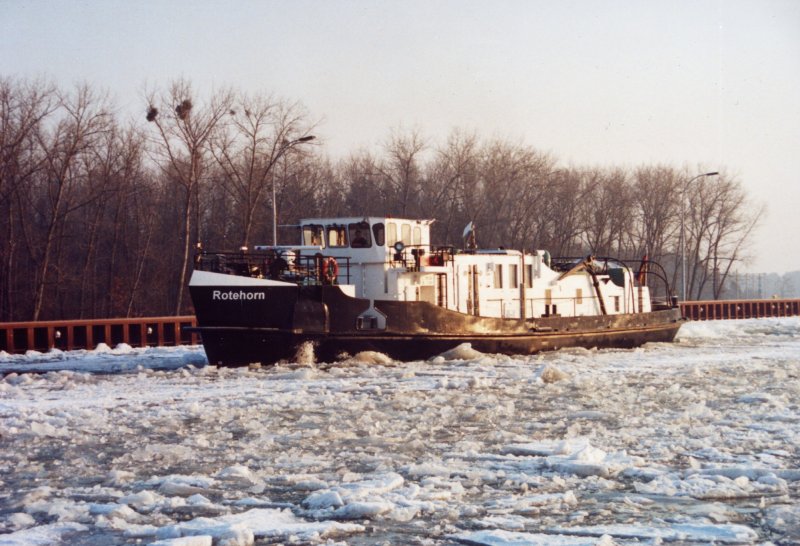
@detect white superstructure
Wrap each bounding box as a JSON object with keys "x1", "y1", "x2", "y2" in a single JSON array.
[{"x1": 296, "y1": 216, "x2": 652, "y2": 319}]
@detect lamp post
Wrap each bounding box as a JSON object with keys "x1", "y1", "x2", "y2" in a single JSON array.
[
  {"x1": 680, "y1": 171, "x2": 718, "y2": 301},
  {"x1": 271, "y1": 135, "x2": 315, "y2": 246}
]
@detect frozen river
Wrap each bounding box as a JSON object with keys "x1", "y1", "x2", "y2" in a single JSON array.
[{"x1": 1, "y1": 317, "x2": 799, "y2": 546}]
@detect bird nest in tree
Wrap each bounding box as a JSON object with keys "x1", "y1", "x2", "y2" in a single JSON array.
[{"x1": 175, "y1": 99, "x2": 192, "y2": 120}]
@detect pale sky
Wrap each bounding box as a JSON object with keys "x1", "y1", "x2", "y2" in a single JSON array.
[{"x1": 2, "y1": 0, "x2": 799, "y2": 273}]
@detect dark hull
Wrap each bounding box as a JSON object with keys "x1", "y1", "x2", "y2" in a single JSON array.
[{"x1": 189, "y1": 284, "x2": 683, "y2": 366}]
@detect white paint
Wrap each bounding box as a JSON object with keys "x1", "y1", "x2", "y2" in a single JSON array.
[{"x1": 189, "y1": 270, "x2": 294, "y2": 287}]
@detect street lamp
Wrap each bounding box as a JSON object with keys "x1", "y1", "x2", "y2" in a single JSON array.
[
  {"x1": 680, "y1": 171, "x2": 719, "y2": 301},
  {"x1": 272, "y1": 135, "x2": 315, "y2": 246}
]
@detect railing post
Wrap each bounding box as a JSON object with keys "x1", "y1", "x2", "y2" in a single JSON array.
[
  {"x1": 5, "y1": 327, "x2": 15, "y2": 353},
  {"x1": 191, "y1": 317, "x2": 198, "y2": 345}
]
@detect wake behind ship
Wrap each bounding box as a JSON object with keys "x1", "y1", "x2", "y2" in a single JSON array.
[{"x1": 188, "y1": 216, "x2": 683, "y2": 366}]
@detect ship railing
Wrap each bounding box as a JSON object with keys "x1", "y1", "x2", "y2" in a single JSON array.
[
  {"x1": 491, "y1": 289, "x2": 667, "y2": 318},
  {"x1": 551, "y1": 255, "x2": 676, "y2": 309},
  {"x1": 390, "y1": 244, "x2": 454, "y2": 271},
  {"x1": 194, "y1": 249, "x2": 351, "y2": 286}
]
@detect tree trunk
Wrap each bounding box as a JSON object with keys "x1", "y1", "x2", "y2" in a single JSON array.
[{"x1": 175, "y1": 185, "x2": 193, "y2": 315}]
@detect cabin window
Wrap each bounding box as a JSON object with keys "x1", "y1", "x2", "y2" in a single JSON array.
[
  {"x1": 401, "y1": 224, "x2": 411, "y2": 245},
  {"x1": 576, "y1": 288, "x2": 583, "y2": 304},
  {"x1": 327, "y1": 225, "x2": 348, "y2": 247},
  {"x1": 348, "y1": 221, "x2": 371, "y2": 248},
  {"x1": 494, "y1": 264, "x2": 503, "y2": 288},
  {"x1": 302, "y1": 224, "x2": 325, "y2": 247},
  {"x1": 372, "y1": 223, "x2": 385, "y2": 246},
  {"x1": 509, "y1": 264, "x2": 519, "y2": 288},
  {"x1": 525, "y1": 264, "x2": 533, "y2": 288},
  {"x1": 413, "y1": 226, "x2": 421, "y2": 245},
  {"x1": 387, "y1": 222, "x2": 397, "y2": 246},
  {"x1": 614, "y1": 296, "x2": 620, "y2": 312}
]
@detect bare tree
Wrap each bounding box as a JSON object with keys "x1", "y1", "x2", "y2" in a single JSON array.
[
  {"x1": 449, "y1": 135, "x2": 492, "y2": 246},
  {"x1": 578, "y1": 168, "x2": 631, "y2": 256},
  {"x1": 20, "y1": 84, "x2": 113, "y2": 320},
  {"x1": 120, "y1": 168, "x2": 160, "y2": 317},
  {"x1": 629, "y1": 165, "x2": 681, "y2": 263},
  {"x1": 145, "y1": 80, "x2": 233, "y2": 314},
  {"x1": 378, "y1": 128, "x2": 427, "y2": 217},
  {"x1": 74, "y1": 124, "x2": 149, "y2": 317},
  {"x1": 210, "y1": 93, "x2": 315, "y2": 247},
  {"x1": 339, "y1": 151, "x2": 385, "y2": 216},
  {"x1": 537, "y1": 168, "x2": 587, "y2": 256},
  {"x1": 422, "y1": 130, "x2": 481, "y2": 244},
  {"x1": 685, "y1": 174, "x2": 763, "y2": 299},
  {"x1": 469, "y1": 140, "x2": 551, "y2": 249},
  {"x1": 312, "y1": 158, "x2": 349, "y2": 218},
  {"x1": 0, "y1": 78, "x2": 58, "y2": 320}
]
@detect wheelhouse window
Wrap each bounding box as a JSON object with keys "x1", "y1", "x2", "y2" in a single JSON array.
[
  {"x1": 372, "y1": 222, "x2": 385, "y2": 246},
  {"x1": 387, "y1": 222, "x2": 398, "y2": 247},
  {"x1": 412, "y1": 226, "x2": 421, "y2": 246},
  {"x1": 349, "y1": 221, "x2": 372, "y2": 248},
  {"x1": 327, "y1": 225, "x2": 348, "y2": 247},
  {"x1": 401, "y1": 224, "x2": 411, "y2": 245},
  {"x1": 494, "y1": 264, "x2": 503, "y2": 288},
  {"x1": 302, "y1": 224, "x2": 325, "y2": 247}
]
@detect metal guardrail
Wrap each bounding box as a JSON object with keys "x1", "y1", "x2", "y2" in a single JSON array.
[
  {"x1": 680, "y1": 298, "x2": 800, "y2": 321},
  {"x1": 0, "y1": 316, "x2": 198, "y2": 355}
]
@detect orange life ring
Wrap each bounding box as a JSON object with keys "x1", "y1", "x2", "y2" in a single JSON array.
[{"x1": 323, "y1": 257, "x2": 339, "y2": 283}]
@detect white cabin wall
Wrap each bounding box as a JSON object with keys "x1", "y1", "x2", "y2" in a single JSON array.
[
  {"x1": 523, "y1": 257, "x2": 635, "y2": 318},
  {"x1": 641, "y1": 286, "x2": 652, "y2": 312},
  {"x1": 621, "y1": 268, "x2": 652, "y2": 313},
  {"x1": 298, "y1": 216, "x2": 650, "y2": 320},
  {"x1": 360, "y1": 262, "x2": 389, "y2": 300},
  {"x1": 377, "y1": 248, "x2": 642, "y2": 319},
  {"x1": 450, "y1": 252, "x2": 533, "y2": 319}
]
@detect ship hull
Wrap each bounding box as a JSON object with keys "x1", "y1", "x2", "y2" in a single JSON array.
[{"x1": 189, "y1": 283, "x2": 683, "y2": 366}]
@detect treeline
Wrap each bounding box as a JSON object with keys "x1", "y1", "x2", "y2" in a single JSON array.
[{"x1": 1, "y1": 78, "x2": 761, "y2": 321}]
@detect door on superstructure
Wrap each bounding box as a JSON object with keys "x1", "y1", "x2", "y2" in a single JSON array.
[{"x1": 436, "y1": 273, "x2": 447, "y2": 308}]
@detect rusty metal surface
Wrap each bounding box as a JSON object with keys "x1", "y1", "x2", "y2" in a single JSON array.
[
  {"x1": 680, "y1": 298, "x2": 800, "y2": 320},
  {"x1": 0, "y1": 316, "x2": 198, "y2": 354}
]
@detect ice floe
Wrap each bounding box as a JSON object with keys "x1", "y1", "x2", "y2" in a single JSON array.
[{"x1": 1, "y1": 317, "x2": 799, "y2": 544}]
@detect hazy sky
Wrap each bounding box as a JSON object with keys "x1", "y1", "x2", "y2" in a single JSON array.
[{"x1": 2, "y1": 0, "x2": 799, "y2": 273}]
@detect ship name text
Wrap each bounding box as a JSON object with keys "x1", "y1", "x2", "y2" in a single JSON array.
[{"x1": 212, "y1": 290, "x2": 266, "y2": 301}]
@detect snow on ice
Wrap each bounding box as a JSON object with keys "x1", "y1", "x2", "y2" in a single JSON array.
[{"x1": 0, "y1": 317, "x2": 799, "y2": 545}]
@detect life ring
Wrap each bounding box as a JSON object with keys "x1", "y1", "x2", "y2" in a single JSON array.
[{"x1": 323, "y1": 257, "x2": 339, "y2": 284}]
